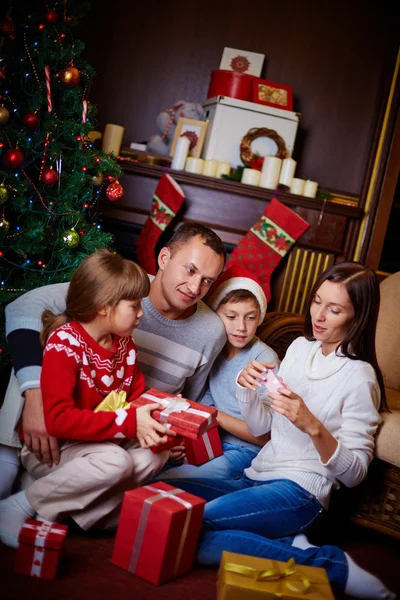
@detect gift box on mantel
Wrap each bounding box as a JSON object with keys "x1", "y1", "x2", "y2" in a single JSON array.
[
  {"x1": 130, "y1": 388, "x2": 217, "y2": 440},
  {"x1": 218, "y1": 551, "x2": 334, "y2": 600},
  {"x1": 185, "y1": 425, "x2": 223, "y2": 465},
  {"x1": 112, "y1": 481, "x2": 206, "y2": 585},
  {"x1": 15, "y1": 519, "x2": 68, "y2": 580}
]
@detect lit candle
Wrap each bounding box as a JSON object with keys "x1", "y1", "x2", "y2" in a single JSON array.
[
  {"x1": 260, "y1": 156, "x2": 282, "y2": 189},
  {"x1": 202, "y1": 159, "x2": 218, "y2": 177},
  {"x1": 303, "y1": 180, "x2": 318, "y2": 198},
  {"x1": 241, "y1": 168, "x2": 261, "y2": 186},
  {"x1": 102, "y1": 123, "x2": 124, "y2": 156},
  {"x1": 215, "y1": 162, "x2": 231, "y2": 178},
  {"x1": 278, "y1": 157, "x2": 297, "y2": 187},
  {"x1": 185, "y1": 157, "x2": 204, "y2": 174},
  {"x1": 290, "y1": 178, "x2": 306, "y2": 195},
  {"x1": 171, "y1": 136, "x2": 190, "y2": 170}
]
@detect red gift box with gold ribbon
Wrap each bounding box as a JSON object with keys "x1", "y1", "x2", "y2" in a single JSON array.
[
  {"x1": 15, "y1": 519, "x2": 68, "y2": 580},
  {"x1": 185, "y1": 425, "x2": 223, "y2": 465},
  {"x1": 111, "y1": 482, "x2": 206, "y2": 585},
  {"x1": 130, "y1": 388, "x2": 218, "y2": 440}
]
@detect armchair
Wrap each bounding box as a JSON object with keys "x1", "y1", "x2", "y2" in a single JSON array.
[{"x1": 257, "y1": 271, "x2": 400, "y2": 540}]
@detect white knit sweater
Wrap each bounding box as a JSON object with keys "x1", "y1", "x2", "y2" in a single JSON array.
[{"x1": 237, "y1": 337, "x2": 381, "y2": 509}]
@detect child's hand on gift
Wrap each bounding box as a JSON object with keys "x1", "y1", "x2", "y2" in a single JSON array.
[
  {"x1": 168, "y1": 443, "x2": 186, "y2": 465},
  {"x1": 238, "y1": 360, "x2": 276, "y2": 392},
  {"x1": 136, "y1": 403, "x2": 175, "y2": 449}
]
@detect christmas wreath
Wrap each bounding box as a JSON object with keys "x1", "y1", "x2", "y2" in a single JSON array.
[{"x1": 240, "y1": 127, "x2": 287, "y2": 169}]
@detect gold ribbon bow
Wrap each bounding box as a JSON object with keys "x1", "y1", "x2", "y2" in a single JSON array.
[
  {"x1": 94, "y1": 390, "x2": 130, "y2": 412},
  {"x1": 224, "y1": 558, "x2": 311, "y2": 597}
]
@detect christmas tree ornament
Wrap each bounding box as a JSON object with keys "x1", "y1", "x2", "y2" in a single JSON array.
[
  {"x1": 0, "y1": 67, "x2": 6, "y2": 83},
  {"x1": 0, "y1": 185, "x2": 9, "y2": 205},
  {"x1": 106, "y1": 181, "x2": 124, "y2": 201},
  {"x1": 0, "y1": 216, "x2": 10, "y2": 234},
  {"x1": 3, "y1": 148, "x2": 24, "y2": 169},
  {"x1": 0, "y1": 105, "x2": 10, "y2": 125},
  {"x1": 62, "y1": 229, "x2": 79, "y2": 248},
  {"x1": 23, "y1": 112, "x2": 39, "y2": 128},
  {"x1": 45, "y1": 9, "x2": 59, "y2": 24},
  {"x1": 57, "y1": 65, "x2": 81, "y2": 88},
  {"x1": 136, "y1": 174, "x2": 185, "y2": 274},
  {"x1": 226, "y1": 197, "x2": 309, "y2": 301},
  {"x1": 0, "y1": 16, "x2": 15, "y2": 35},
  {"x1": 92, "y1": 174, "x2": 103, "y2": 186},
  {"x1": 41, "y1": 168, "x2": 58, "y2": 185}
]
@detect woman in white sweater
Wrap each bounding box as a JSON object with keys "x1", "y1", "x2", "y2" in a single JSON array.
[{"x1": 169, "y1": 262, "x2": 395, "y2": 599}]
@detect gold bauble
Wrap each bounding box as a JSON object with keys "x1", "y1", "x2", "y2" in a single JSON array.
[
  {"x1": 58, "y1": 65, "x2": 81, "y2": 88},
  {"x1": 61, "y1": 228, "x2": 80, "y2": 248},
  {"x1": 0, "y1": 105, "x2": 10, "y2": 125},
  {"x1": 92, "y1": 174, "x2": 103, "y2": 187},
  {"x1": 0, "y1": 216, "x2": 10, "y2": 234},
  {"x1": 0, "y1": 184, "x2": 9, "y2": 204}
]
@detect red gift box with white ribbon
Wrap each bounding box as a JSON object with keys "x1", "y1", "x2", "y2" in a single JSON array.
[
  {"x1": 130, "y1": 388, "x2": 218, "y2": 440},
  {"x1": 111, "y1": 482, "x2": 206, "y2": 585},
  {"x1": 15, "y1": 519, "x2": 68, "y2": 580},
  {"x1": 185, "y1": 425, "x2": 223, "y2": 465}
]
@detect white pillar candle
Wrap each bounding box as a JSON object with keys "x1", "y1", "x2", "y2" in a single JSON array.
[
  {"x1": 185, "y1": 157, "x2": 204, "y2": 174},
  {"x1": 303, "y1": 180, "x2": 318, "y2": 198},
  {"x1": 290, "y1": 178, "x2": 306, "y2": 195},
  {"x1": 278, "y1": 157, "x2": 297, "y2": 187},
  {"x1": 241, "y1": 168, "x2": 261, "y2": 186},
  {"x1": 202, "y1": 159, "x2": 218, "y2": 177},
  {"x1": 215, "y1": 161, "x2": 231, "y2": 178},
  {"x1": 171, "y1": 136, "x2": 190, "y2": 170},
  {"x1": 102, "y1": 123, "x2": 124, "y2": 156},
  {"x1": 260, "y1": 156, "x2": 282, "y2": 189}
]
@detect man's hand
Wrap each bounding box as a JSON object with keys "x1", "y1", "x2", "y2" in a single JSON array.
[
  {"x1": 136, "y1": 404, "x2": 175, "y2": 448},
  {"x1": 22, "y1": 389, "x2": 60, "y2": 467}
]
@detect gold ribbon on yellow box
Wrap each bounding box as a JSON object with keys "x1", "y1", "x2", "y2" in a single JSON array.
[
  {"x1": 217, "y1": 551, "x2": 335, "y2": 600},
  {"x1": 94, "y1": 390, "x2": 131, "y2": 413}
]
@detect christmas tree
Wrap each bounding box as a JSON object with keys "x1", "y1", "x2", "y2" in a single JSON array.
[{"x1": 0, "y1": 1, "x2": 123, "y2": 377}]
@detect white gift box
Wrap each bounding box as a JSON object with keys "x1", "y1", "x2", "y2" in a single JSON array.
[{"x1": 202, "y1": 96, "x2": 300, "y2": 168}]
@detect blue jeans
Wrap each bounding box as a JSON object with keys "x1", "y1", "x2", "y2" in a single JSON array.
[
  {"x1": 162, "y1": 473, "x2": 348, "y2": 592},
  {"x1": 158, "y1": 442, "x2": 257, "y2": 488}
]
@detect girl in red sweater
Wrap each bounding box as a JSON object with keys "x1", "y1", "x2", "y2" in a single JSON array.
[{"x1": 0, "y1": 250, "x2": 172, "y2": 548}]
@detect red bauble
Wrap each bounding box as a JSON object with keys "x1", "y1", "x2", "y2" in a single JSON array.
[
  {"x1": 0, "y1": 17, "x2": 15, "y2": 35},
  {"x1": 106, "y1": 182, "x2": 124, "y2": 202},
  {"x1": 45, "y1": 9, "x2": 59, "y2": 24},
  {"x1": 41, "y1": 168, "x2": 58, "y2": 185},
  {"x1": 23, "y1": 112, "x2": 39, "y2": 129},
  {"x1": 3, "y1": 148, "x2": 24, "y2": 169}
]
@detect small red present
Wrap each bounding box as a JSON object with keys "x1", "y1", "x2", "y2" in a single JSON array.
[
  {"x1": 112, "y1": 481, "x2": 206, "y2": 585},
  {"x1": 15, "y1": 519, "x2": 68, "y2": 580},
  {"x1": 131, "y1": 388, "x2": 218, "y2": 440},
  {"x1": 185, "y1": 425, "x2": 223, "y2": 465},
  {"x1": 150, "y1": 434, "x2": 184, "y2": 454}
]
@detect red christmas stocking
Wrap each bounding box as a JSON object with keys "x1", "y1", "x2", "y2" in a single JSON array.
[
  {"x1": 136, "y1": 173, "x2": 185, "y2": 274},
  {"x1": 226, "y1": 197, "x2": 310, "y2": 302}
]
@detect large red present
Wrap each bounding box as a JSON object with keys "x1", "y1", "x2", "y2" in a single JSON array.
[
  {"x1": 185, "y1": 425, "x2": 223, "y2": 465},
  {"x1": 131, "y1": 388, "x2": 218, "y2": 440},
  {"x1": 15, "y1": 519, "x2": 68, "y2": 580},
  {"x1": 112, "y1": 482, "x2": 206, "y2": 585},
  {"x1": 150, "y1": 434, "x2": 184, "y2": 454}
]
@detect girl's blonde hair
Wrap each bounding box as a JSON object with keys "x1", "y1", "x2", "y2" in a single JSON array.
[{"x1": 40, "y1": 249, "x2": 150, "y2": 345}]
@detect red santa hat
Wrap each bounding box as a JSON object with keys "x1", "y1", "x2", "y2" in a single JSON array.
[{"x1": 206, "y1": 265, "x2": 267, "y2": 325}]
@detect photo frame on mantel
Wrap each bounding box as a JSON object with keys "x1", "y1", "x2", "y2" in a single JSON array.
[
  {"x1": 253, "y1": 78, "x2": 293, "y2": 111},
  {"x1": 170, "y1": 118, "x2": 208, "y2": 158}
]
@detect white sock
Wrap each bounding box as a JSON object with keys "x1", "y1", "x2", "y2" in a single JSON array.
[
  {"x1": 292, "y1": 533, "x2": 316, "y2": 550},
  {"x1": 344, "y1": 552, "x2": 396, "y2": 599},
  {"x1": 0, "y1": 445, "x2": 20, "y2": 500},
  {"x1": 0, "y1": 491, "x2": 35, "y2": 548}
]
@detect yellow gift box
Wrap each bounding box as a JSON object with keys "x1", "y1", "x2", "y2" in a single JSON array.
[
  {"x1": 94, "y1": 390, "x2": 131, "y2": 413},
  {"x1": 217, "y1": 551, "x2": 334, "y2": 600}
]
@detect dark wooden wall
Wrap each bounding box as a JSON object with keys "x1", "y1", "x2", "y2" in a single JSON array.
[{"x1": 82, "y1": 0, "x2": 399, "y2": 197}]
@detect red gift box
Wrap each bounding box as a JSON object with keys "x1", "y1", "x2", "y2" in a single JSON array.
[
  {"x1": 150, "y1": 434, "x2": 184, "y2": 454},
  {"x1": 15, "y1": 519, "x2": 68, "y2": 580},
  {"x1": 207, "y1": 69, "x2": 255, "y2": 102},
  {"x1": 131, "y1": 388, "x2": 218, "y2": 440},
  {"x1": 185, "y1": 425, "x2": 223, "y2": 465},
  {"x1": 112, "y1": 482, "x2": 206, "y2": 585}
]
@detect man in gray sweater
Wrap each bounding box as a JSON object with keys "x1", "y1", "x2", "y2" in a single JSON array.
[{"x1": 0, "y1": 222, "x2": 227, "y2": 498}]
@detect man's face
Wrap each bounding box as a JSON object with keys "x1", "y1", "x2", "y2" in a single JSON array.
[{"x1": 158, "y1": 236, "x2": 224, "y2": 313}]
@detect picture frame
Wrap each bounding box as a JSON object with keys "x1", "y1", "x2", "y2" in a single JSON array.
[
  {"x1": 253, "y1": 79, "x2": 293, "y2": 111},
  {"x1": 170, "y1": 118, "x2": 208, "y2": 158},
  {"x1": 219, "y1": 47, "x2": 265, "y2": 77}
]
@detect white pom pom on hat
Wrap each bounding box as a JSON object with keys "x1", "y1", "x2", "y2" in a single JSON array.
[{"x1": 206, "y1": 265, "x2": 267, "y2": 325}]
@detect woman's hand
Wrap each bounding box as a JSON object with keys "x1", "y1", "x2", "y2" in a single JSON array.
[
  {"x1": 238, "y1": 360, "x2": 276, "y2": 391},
  {"x1": 268, "y1": 388, "x2": 321, "y2": 436}
]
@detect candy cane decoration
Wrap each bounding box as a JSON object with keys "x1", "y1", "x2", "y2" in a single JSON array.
[
  {"x1": 44, "y1": 66, "x2": 52, "y2": 112},
  {"x1": 81, "y1": 99, "x2": 87, "y2": 123}
]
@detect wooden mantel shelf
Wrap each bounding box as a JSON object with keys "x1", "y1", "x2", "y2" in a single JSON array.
[{"x1": 119, "y1": 160, "x2": 364, "y2": 220}]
